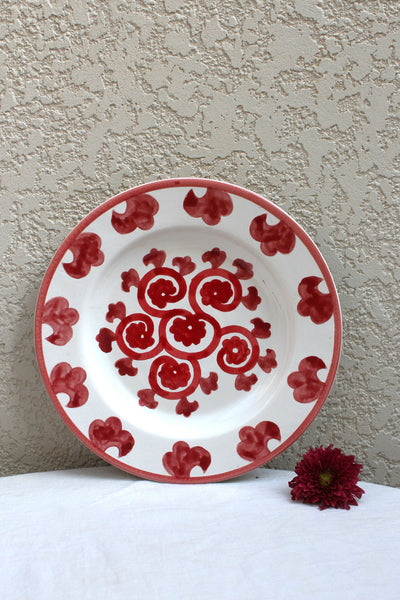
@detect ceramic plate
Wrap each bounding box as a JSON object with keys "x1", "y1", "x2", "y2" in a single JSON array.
[{"x1": 35, "y1": 178, "x2": 341, "y2": 483}]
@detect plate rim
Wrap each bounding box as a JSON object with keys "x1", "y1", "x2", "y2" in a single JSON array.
[{"x1": 35, "y1": 177, "x2": 342, "y2": 483}]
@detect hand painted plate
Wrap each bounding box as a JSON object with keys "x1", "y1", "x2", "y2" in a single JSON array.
[{"x1": 35, "y1": 178, "x2": 341, "y2": 483}]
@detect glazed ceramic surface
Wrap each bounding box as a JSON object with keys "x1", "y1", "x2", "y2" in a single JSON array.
[{"x1": 35, "y1": 179, "x2": 341, "y2": 482}]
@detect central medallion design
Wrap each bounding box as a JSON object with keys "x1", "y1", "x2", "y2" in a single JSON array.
[{"x1": 96, "y1": 247, "x2": 277, "y2": 417}]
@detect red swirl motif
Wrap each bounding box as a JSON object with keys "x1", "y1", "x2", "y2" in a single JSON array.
[
  {"x1": 89, "y1": 417, "x2": 134, "y2": 457},
  {"x1": 162, "y1": 441, "x2": 211, "y2": 478},
  {"x1": 116, "y1": 314, "x2": 162, "y2": 360},
  {"x1": 237, "y1": 421, "x2": 281, "y2": 461},
  {"x1": 138, "y1": 268, "x2": 187, "y2": 317},
  {"x1": 43, "y1": 297, "x2": 79, "y2": 346},
  {"x1": 216, "y1": 326, "x2": 259, "y2": 375},
  {"x1": 95, "y1": 247, "x2": 278, "y2": 416},
  {"x1": 149, "y1": 356, "x2": 200, "y2": 399},
  {"x1": 190, "y1": 269, "x2": 242, "y2": 313}
]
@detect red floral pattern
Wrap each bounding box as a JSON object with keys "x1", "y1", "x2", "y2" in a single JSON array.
[
  {"x1": 147, "y1": 278, "x2": 178, "y2": 309},
  {"x1": 42, "y1": 297, "x2": 79, "y2": 346},
  {"x1": 235, "y1": 373, "x2": 258, "y2": 391},
  {"x1": 106, "y1": 302, "x2": 126, "y2": 323},
  {"x1": 143, "y1": 248, "x2": 166, "y2": 268},
  {"x1": 200, "y1": 279, "x2": 233, "y2": 307},
  {"x1": 63, "y1": 232, "x2": 104, "y2": 279},
  {"x1": 111, "y1": 194, "x2": 159, "y2": 234},
  {"x1": 202, "y1": 247, "x2": 226, "y2": 268},
  {"x1": 125, "y1": 321, "x2": 155, "y2": 349},
  {"x1": 287, "y1": 356, "x2": 327, "y2": 403},
  {"x1": 96, "y1": 327, "x2": 116, "y2": 353},
  {"x1": 170, "y1": 313, "x2": 207, "y2": 346},
  {"x1": 250, "y1": 318, "x2": 271, "y2": 339},
  {"x1": 121, "y1": 268, "x2": 140, "y2": 292},
  {"x1": 89, "y1": 417, "x2": 134, "y2": 457},
  {"x1": 258, "y1": 349, "x2": 277, "y2": 373},
  {"x1": 297, "y1": 276, "x2": 334, "y2": 324},
  {"x1": 176, "y1": 397, "x2": 199, "y2": 417},
  {"x1": 250, "y1": 214, "x2": 296, "y2": 256},
  {"x1": 232, "y1": 258, "x2": 254, "y2": 280},
  {"x1": 158, "y1": 357, "x2": 191, "y2": 390},
  {"x1": 50, "y1": 362, "x2": 89, "y2": 408},
  {"x1": 237, "y1": 421, "x2": 281, "y2": 461},
  {"x1": 138, "y1": 389, "x2": 158, "y2": 409},
  {"x1": 96, "y1": 247, "x2": 278, "y2": 415},
  {"x1": 199, "y1": 372, "x2": 218, "y2": 395},
  {"x1": 183, "y1": 188, "x2": 233, "y2": 225},
  {"x1": 220, "y1": 336, "x2": 250, "y2": 365},
  {"x1": 115, "y1": 357, "x2": 138, "y2": 376},
  {"x1": 162, "y1": 441, "x2": 211, "y2": 478},
  {"x1": 241, "y1": 286, "x2": 262, "y2": 311},
  {"x1": 172, "y1": 256, "x2": 196, "y2": 275}
]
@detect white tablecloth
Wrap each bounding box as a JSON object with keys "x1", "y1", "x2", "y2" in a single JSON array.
[{"x1": 1, "y1": 466, "x2": 399, "y2": 599}]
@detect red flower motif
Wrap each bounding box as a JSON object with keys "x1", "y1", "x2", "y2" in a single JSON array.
[
  {"x1": 297, "y1": 276, "x2": 334, "y2": 324},
  {"x1": 125, "y1": 321, "x2": 155, "y2": 349},
  {"x1": 96, "y1": 327, "x2": 115, "y2": 353},
  {"x1": 176, "y1": 397, "x2": 199, "y2": 417},
  {"x1": 162, "y1": 441, "x2": 211, "y2": 478},
  {"x1": 172, "y1": 255, "x2": 196, "y2": 276},
  {"x1": 89, "y1": 417, "x2": 135, "y2": 457},
  {"x1": 183, "y1": 188, "x2": 233, "y2": 226},
  {"x1": 235, "y1": 372, "x2": 258, "y2": 391},
  {"x1": 121, "y1": 268, "x2": 140, "y2": 292},
  {"x1": 115, "y1": 358, "x2": 138, "y2": 377},
  {"x1": 138, "y1": 389, "x2": 158, "y2": 409},
  {"x1": 287, "y1": 356, "x2": 326, "y2": 403},
  {"x1": 200, "y1": 279, "x2": 233, "y2": 307},
  {"x1": 250, "y1": 214, "x2": 296, "y2": 256},
  {"x1": 289, "y1": 446, "x2": 365, "y2": 510},
  {"x1": 199, "y1": 372, "x2": 218, "y2": 395},
  {"x1": 111, "y1": 194, "x2": 159, "y2": 234},
  {"x1": 42, "y1": 297, "x2": 79, "y2": 346},
  {"x1": 202, "y1": 247, "x2": 226, "y2": 268},
  {"x1": 158, "y1": 358, "x2": 191, "y2": 390},
  {"x1": 232, "y1": 258, "x2": 254, "y2": 280},
  {"x1": 143, "y1": 248, "x2": 166, "y2": 268},
  {"x1": 258, "y1": 349, "x2": 277, "y2": 373},
  {"x1": 237, "y1": 421, "x2": 281, "y2": 461},
  {"x1": 50, "y1": 362, "x2": 89, "y2": 408},
  {"x1": 147, "y1": 278, "x2": 178, "y2": 308},
  {"x1": 250, "y1": 318, "x2": 271, "y2": 339},
  {"x1": 241, "y1": 286, "x2": 261, "y2": 311},
  {"x1": 221, "y1": 336, "x2": 250, "y2": 365},
  {"x1": 106, "y1": 302, "x2": 126, "y2": 323},
  {"x1": 63, "y1": 232, "x2": 104, "y2": 279},
  {"x1": 170, "y1": 313, "x2": 207, "y2": 347}
]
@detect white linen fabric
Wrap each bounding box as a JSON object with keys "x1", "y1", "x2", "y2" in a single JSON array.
[{"x1": 1, "y1": 466, "x2": 399, "y2": 600}]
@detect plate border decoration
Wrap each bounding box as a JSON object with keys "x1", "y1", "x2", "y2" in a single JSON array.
[{"x1": 35, "y1": 178, "x2": 342, "y2": 483}]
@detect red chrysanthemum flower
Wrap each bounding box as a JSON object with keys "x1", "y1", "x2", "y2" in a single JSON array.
[{"x1": 288, "y1": 445, "x2": 365, "y2": 510}]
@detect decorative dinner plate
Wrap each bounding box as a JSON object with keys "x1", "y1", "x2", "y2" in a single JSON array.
[{"x1": 35, "y1": 178, "x2": 341, "y2": 483}]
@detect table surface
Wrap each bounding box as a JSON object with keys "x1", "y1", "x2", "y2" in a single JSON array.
[{"x1": 1, "y1": 466, "x2": 399, "y2": 600}]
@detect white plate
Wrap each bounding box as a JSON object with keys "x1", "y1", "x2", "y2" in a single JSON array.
[{"x1": 35, "y1": 178, "x2": 341, "y2": 482}]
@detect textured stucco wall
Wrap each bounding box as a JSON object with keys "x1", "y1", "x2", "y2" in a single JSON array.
[{"x1": 1, "y1": 0, "x2": 399, "y2": 484}]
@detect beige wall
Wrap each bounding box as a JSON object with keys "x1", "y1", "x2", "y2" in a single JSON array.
[{"x1": 1, "y1": 0, "x2": 399, "y2": 484}]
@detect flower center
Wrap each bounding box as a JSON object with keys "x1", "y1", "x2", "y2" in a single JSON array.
[{"x1": 318, "y1": 471, "x2": 332, "y2": 488}]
